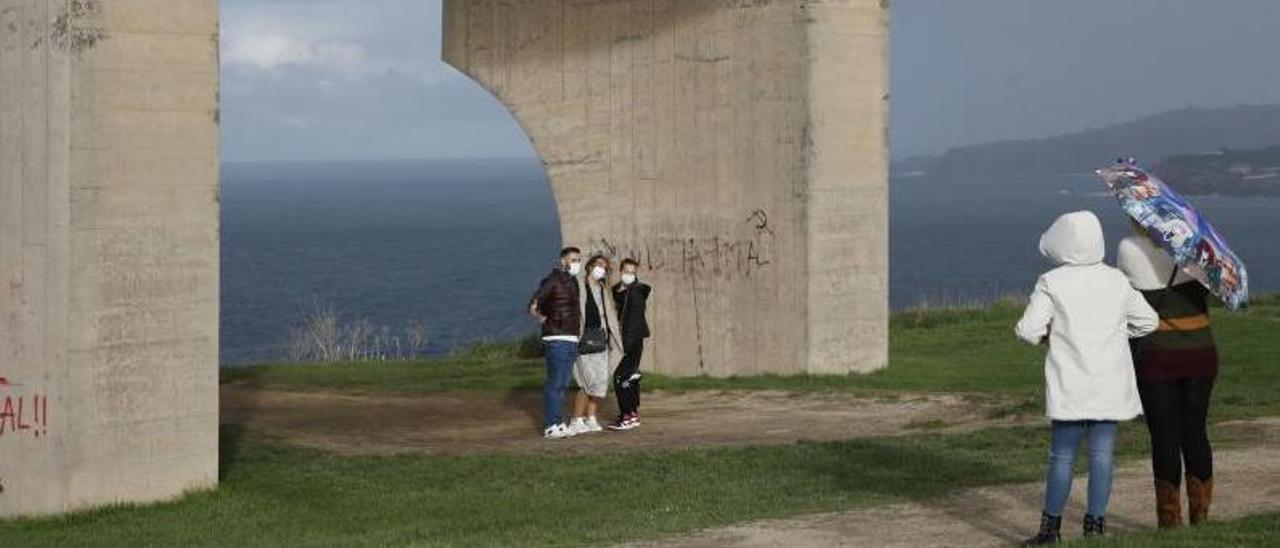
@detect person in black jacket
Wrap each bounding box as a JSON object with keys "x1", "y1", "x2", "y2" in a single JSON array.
[
  {"x1": 608, "y1": 258, "x2": 651, "y2": 430},
  {"x1": 529, "y1": 247, "x2": 584, "y2": 439}
]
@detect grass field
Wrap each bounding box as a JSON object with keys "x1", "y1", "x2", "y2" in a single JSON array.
[
  {"x1": 223, "y1": 295, "x2": 1280, "y2": 420},
  {"x1": 4, "y1": 298, "x2": 1277, "y2": 546},
  {"x1": 0, "y1": 425, "x2": 1160, "y2": 547}
]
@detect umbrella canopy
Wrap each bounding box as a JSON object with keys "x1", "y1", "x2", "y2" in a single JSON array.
[{"x1": 1096, "y1": 159, "x2": 1249, "y2": 310}]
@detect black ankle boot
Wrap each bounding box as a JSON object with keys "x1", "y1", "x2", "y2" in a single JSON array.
[
  {"x1": 1083, "y1": 514, "x2": 1106, "y2": 537},
  {"x1": 1023, "y1": 513, "x2": 1062, "y2": 546}
]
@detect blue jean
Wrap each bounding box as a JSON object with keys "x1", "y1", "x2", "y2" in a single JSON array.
[
  {"x1": 542, "y1": 340, "x2": 578, "y2": 428},
  {"x1": 1042, "y1": 420, "x2": 1119, "y2": 518}
]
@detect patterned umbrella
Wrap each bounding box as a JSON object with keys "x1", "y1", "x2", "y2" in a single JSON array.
[{"x1": 1096, "y1": 159, "x2": 1249, "y2": 310}]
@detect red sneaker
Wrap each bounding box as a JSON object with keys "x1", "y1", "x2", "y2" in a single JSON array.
[{"x1": 608, "y1": 412, "x2": 640, "y2": 431}]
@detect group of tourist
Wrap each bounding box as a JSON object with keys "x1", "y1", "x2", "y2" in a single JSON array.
[
  {"x1": 528, "y1": 247, "x2": 651, "y2": 439},
  {"x1": 1016, "y1": 211, "x2": 1219, "y2": 544},
  {"x1": 525, "y1": 212, "x2": 1220, "y2": 542}
]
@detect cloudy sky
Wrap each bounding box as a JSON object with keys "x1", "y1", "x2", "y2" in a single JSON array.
[
  {"x1": 219, "y1": 0, "x2": 529, "y2": 162},
  {"x1": 220, "y1": 0, "x2": 1280, "y2": 163}
]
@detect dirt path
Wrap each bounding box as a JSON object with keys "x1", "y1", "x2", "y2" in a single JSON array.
[
  {"x1": 220, "y1": 383, "x2": 1031, "y2": 455},
  {"x1": 223, "y1": 384, "x2": 1280, "y2": 544},
  {"x1": 630, "y1": 418, "x2": 1280, "y2": 547}
]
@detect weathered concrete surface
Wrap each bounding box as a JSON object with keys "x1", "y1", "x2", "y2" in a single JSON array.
[
  {"x1": 1, "y1": 0, "x2": 883, "y2": 517},
  {"x1": 0, "y1": 0, "x2": 219, "y2": 517},
  {"x1": 444, "y1": 0, "x2": 889, "y2": 376}
]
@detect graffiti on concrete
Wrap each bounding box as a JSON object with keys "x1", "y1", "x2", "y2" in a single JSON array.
[
  {"x1": 0, "y1": 377, "x2": 49, "y2": 438},
  {"x1": 586, "y1": 209, "x2": 776, "y2": 278}
]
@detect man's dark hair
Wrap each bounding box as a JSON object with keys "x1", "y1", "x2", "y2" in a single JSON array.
[
  {"x1": 620, "y1": 258, "x2": 640, "y2": 270},
  {"x1": 560, "y1": 246, "x2": 581, "y2": 258}
]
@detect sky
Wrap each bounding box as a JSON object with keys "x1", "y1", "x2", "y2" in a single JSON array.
[{"x1": 219, "y1": 0, "x2": 1280, "y2": 163}]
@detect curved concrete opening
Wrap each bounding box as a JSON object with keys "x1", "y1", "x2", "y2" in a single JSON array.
[
  {"x1": 217, "y1": 1, "x2": 557, "y2": 364},
  {"x1": 1, "y1": 0, "x2": 887, "y2": 518},
  {"x1": 443, "y1": 0, "x2": 889, "y2": 377}
]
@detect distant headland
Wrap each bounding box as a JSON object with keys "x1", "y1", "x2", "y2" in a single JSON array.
[{"x1": 895, "y1": 104, "x2": 1280, "y2": 196}]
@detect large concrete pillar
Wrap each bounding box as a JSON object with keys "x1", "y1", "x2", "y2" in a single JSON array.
[
  {"x1": 444, "y1": 0, "x2": 889, "y2": 376},
  {"x1": 0, "y1": 0, "x2": 219, "y2": 517}
]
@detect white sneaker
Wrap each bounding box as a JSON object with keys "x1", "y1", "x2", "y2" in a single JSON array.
[
  {"x1": 585, "y1": 416, "x2": 603, "y2": 433},
  {"x1": 567, "y1": 417, "x2": 589, "y2": 436},
  {"x1": 543, "y1": 423, "x2": 571, "y2": 440}
]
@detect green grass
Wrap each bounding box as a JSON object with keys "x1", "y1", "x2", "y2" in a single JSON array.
[
  {"x1": 1070, "y1": 513, "x2": 1280, "y2": 547},
  {"x1": 6, "y1": 422, "x2": 1273, "y2": 547},
  {"x1": 10, "y1": 298, "x2": 1270, "y2": 546},
  {"x1": 225, "y1": 296, "x2": 1280, "y2": 420},
  {"x1": 0, "y1": 423, "x2": 1154, "y2": 547}
]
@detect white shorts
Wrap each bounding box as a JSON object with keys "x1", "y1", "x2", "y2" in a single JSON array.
[{"x1": 573, "y1": 350, "x2": 610, "y2": 398}]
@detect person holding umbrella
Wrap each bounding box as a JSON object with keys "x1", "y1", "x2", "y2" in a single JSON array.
[
  {"x1": 1118, "y1": 231, "x2": 1218, "y2": 528},
  {"x1": 1100, "y1": 160, "x2": 1249, "y2": 529}
]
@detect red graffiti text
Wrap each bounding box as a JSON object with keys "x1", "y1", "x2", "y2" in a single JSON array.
[{"x1": 0, "y1": 391, "x2": 49, "y2": 438}]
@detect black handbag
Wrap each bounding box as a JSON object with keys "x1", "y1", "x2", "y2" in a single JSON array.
[
  {"x1": 579, "y1": 326, "x2": 608, "y2": 355},
  {"x1": 579, "y1": 285, "x2": 610, "y2": 355}
]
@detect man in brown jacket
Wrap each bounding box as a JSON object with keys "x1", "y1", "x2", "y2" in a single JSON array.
[{"x1": 529, "y1": 247, "x2": 584, "y2": 439}]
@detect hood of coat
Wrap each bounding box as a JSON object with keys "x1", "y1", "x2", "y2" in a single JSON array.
[
  {"x1": 1039, "y1": 211, "x2": 1106, "y2": 266},
  {"x1": 1117, "y1": 234, "x2": 1195, "y2": 290}
]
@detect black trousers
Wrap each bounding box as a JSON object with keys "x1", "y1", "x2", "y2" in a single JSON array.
[
  {"x1": 1137, "y1": 377, "x2": 1215, "y2": 485},
  {"x1": 613, "y1": 338, "x2": 644, "y2": 416}
]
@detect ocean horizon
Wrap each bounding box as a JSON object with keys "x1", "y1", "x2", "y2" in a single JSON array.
[{"x1": 220, "y1": 158, "x2": 1280, "y2": 365}]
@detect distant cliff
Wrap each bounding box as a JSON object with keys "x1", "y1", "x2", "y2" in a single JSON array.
[
  {"x1": 902, "y1": 105, "x2": 1280, "y2": 177},
  {"x1": 1155, "y1": 146, "x2": 1280, "y2": 196}
]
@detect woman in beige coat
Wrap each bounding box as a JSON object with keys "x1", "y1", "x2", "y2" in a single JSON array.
[{"x1": 566, "y1": 254, "x2": 623, "y2": 435}]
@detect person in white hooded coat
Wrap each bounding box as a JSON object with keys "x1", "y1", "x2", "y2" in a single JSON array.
[{"x1": 1015, "y1": 211, "x2": 1160, "y2": 545}]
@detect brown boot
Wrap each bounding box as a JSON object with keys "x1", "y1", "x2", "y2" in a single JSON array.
[
  {"x1": 1155, "y1": 479, "x2": 1183, "y2": 528},
  {"x1": 1186, "y1": 474, "x2": 1214, "y2": 525}
]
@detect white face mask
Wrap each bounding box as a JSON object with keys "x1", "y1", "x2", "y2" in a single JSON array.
[
  {"x1": 567, "y1": 262, "x2": 582, "y2": 276},
  {"x1": 591, "y1": 266, "x2": 607, "y2": 280},
  {"x1": 621, "y1": 273, "x2": 637, "y2": 285}
]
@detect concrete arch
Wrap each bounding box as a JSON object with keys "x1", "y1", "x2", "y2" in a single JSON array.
[
  {"x1": 442, "y1": 0, "x2": 889, "y2": 377},
  {"x1": 0, "y1": 0, "x2": 886, "y2": 517}
]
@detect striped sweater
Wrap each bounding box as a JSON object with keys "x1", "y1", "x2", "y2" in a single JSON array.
[{"x1": 1130, "y1": 281, "x2": 1219, "y2": 382}]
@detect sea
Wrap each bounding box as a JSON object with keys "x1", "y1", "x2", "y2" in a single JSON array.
[{"x1": 220, "y1": 159, "x2": 1280, "y2": 365}]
